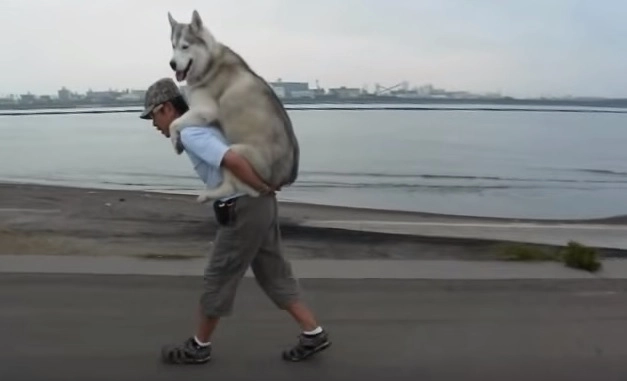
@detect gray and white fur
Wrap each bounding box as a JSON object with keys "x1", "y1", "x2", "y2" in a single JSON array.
[{"x1": 167, "y1": 10, "x2": 300, "y2": 203}]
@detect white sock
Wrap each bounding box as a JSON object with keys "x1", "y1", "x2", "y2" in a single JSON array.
[
  {"x1": 194, "y1": 336, "x2": 211, "y2": 347},
  {"x1": 303, "y1": 326, "x2": 323, "y2": 336}
]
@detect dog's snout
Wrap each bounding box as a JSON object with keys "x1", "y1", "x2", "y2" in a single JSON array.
[{"x1": 169, "y1": 60, "x2": 176, "y2": 70}]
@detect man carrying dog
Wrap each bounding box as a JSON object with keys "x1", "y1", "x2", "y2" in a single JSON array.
[{"x1": 139, "y1": 78, "x2": 331, "y2": 364}]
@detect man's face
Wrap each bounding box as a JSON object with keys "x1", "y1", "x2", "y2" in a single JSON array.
[{"x1": 149, "y1": 102, "x2": 178, "y2": 138}]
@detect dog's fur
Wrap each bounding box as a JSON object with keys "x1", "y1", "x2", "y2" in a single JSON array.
[{"x1": 167, "y1": 10, "x2": 300, "y2": 203}]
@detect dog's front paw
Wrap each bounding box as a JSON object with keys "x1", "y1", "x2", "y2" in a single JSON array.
[
  {"x1": 169, "y1": 133, "x2": 184, "y2": 154},
  {"x1": 168, "y1": 119, "x2": 185, "y2": 154},
  {"x1": 175, "y1": 138, "x2": 185, "y2": 154}
]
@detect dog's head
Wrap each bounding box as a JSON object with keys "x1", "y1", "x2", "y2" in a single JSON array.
[{"x1": 168, "y1": 10, "x2": 217, "y2": 84}]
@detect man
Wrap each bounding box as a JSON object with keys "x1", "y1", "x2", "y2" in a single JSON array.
[{"x1": 139, "y1": 78, "x2": 331, "y2": 364}]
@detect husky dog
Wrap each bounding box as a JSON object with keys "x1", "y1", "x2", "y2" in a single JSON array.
[{"x1": 167, "y1": 10, "x2": 300, "y2": 203}]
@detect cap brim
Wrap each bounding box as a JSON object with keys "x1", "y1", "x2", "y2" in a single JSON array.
[{"x1": 139, "y1": 105, "x2": 155, "y2": 120}]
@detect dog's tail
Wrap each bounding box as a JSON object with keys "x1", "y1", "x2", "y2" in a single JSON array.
[{"x1": 264, "y1": 85, "x2": 300, "y2": 186}]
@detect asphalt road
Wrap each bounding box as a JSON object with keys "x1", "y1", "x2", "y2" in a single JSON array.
[{"x1": 2, "y1": 274, "x2": 627, "y2": 381}]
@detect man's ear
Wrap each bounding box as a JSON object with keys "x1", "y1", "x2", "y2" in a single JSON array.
[{"x1": 163, "y1": 102, "x2": 176, "y2": 117}]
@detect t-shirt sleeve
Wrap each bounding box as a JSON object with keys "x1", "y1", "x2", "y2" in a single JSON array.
[{"x1": 179, "y1": 127, "x2": 230, "y2": 168}]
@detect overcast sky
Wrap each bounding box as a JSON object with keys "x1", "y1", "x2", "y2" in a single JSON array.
[{"x1": 2, "y1": 0, "x2": 625, "y2": 98}]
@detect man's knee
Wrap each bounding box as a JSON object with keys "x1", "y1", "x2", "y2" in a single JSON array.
[
  {"x1": 200, "y1": 256, "x2": 249, "y2": 317},
  {"x1": 199, "y1": 275, "x2": 240, "y2": 317}
]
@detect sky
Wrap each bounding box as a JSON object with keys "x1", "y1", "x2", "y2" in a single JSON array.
[{"x1": 2, "y1": 0, "x2": 626, "y2": 98}]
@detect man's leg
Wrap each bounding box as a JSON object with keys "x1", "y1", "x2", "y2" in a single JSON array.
[
  {"x1": 250, "y1": 194, "x2": 331, "y2": 362},
  {"x1": 161, "y1": 197, "x2": 271, "y2": 365},
  {"x1": 284, "y1": 301, "x2": 319, "y2": 332},
  {"x1": 194, "y1": 305, "x2": 220, "y2": 344}
]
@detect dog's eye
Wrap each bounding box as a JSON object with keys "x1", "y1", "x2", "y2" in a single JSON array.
[{"x1": 182, "y1": 45, "x2": 189, "y2": 50}]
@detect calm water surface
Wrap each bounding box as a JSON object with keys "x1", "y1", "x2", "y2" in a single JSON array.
[{"x1": 2, "y1": 106, "x2": 627, "y2": 219}]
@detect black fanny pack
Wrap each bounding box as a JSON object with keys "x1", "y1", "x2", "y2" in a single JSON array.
[{"x1": 213, "y1": 199, "x2": 237, "y2": 226}]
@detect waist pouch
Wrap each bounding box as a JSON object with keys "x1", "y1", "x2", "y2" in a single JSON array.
[{"x1": 213, "y1": 199, "x2": 237, "y2": 226}]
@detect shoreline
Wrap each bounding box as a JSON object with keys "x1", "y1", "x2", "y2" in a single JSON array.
[
  {"x1": 3, "y1": 96, "x2": 627, "y2": 112},
  {"x1": 3, "y1": 105, "x2": 627, "y2": 117},
  {"x1": 3, "y1": 179, "x2": 627, "y2": 225},
  {"x1": 2, "y1": 182, "x2": 627, "y2": 260}
]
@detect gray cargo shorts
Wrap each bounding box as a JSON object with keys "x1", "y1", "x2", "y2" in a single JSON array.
[{"x1": 199, "y1": 193, "x2": 301, "y2": 317}]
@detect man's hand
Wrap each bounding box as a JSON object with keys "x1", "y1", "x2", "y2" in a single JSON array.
[{"x1": 258, "y1": 183, "x2": 281, "y2": 195}]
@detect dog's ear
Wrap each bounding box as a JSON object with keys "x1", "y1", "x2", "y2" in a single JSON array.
[
  {"x1": 168, "y1": 12, "x2": 177, "y2": 30},
  {"x1": 191, "y1": 10, "x2": 203, "y2": 31}
]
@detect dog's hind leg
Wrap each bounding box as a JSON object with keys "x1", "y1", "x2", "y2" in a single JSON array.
[{"x1": 196, "y1": 170, "x2": 260, "y2": 203}]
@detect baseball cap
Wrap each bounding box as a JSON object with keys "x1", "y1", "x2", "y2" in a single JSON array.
[{"x1": 139, "y1": 78, "x2": 182, "y2": 119}]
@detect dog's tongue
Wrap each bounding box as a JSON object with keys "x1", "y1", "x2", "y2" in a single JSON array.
[{"x1": 176, "y1": 71, "x2": 185, "y2": 82}]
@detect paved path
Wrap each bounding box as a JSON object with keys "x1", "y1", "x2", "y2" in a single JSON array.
[
  {"x1": 302, "y1": 219, "x2": 627, "y2": 250},
  {"x1": 1, "y1": 273, "x2": 627, "y2": 381},
  {"x1": 2, "y1": 254, "x2": 627, "y2": 279}
]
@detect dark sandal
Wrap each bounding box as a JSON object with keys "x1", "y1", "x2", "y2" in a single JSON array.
[
  {"x1": 161, "y1": 337, "x2": 212, "y2": 365},
  {"x1": 282, "y1": 331, "x2": 331, "y2": 362}
]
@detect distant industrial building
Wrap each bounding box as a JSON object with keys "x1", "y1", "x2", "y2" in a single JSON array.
[
  {"x1": 0, "y1": 96, "x2": 16, "y2": 105},
  {"x1": 19, "y1": 94, "x2": 37, "y2": 104},
  {"x1": 58, "y1": 87, "x2": 72, "y2": 101},
  {"x1": 116, "y1": 89, "x2": 146, "y2": 102},
  {"x1": 328, "y1": 86, "x2": 362, "y2": 99},
  {"x1": 85, "y1": 89, "x2": 120, "y2": 103},
  {"x1": 269, "y1": 79, "x2": 315, "y2": 99}
]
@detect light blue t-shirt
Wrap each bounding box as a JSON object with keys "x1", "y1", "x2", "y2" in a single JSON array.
[{"x1": 179, "y1": 126, "x2": 241, "y2": 200}]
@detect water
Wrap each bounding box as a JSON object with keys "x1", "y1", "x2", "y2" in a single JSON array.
[{"x1": 2, "y1": 106, "x2": 627, "y2": 219}]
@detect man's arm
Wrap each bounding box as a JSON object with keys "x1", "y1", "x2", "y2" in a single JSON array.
[
  {"x1": 180, "y1": 127, "x2": 273, "y2": 193},
  {"x1": 221, "y1": 150, "x2": 273, "y2": 194}
]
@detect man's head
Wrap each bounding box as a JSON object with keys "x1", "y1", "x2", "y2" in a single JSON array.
[{"x1": 139, "y1": 78, "x2": 189, "y2": 137}]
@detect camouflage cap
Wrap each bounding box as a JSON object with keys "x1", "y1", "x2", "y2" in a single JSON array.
[{"x1": 139, "y1": 78, "x2": 182, "y2": 119}]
